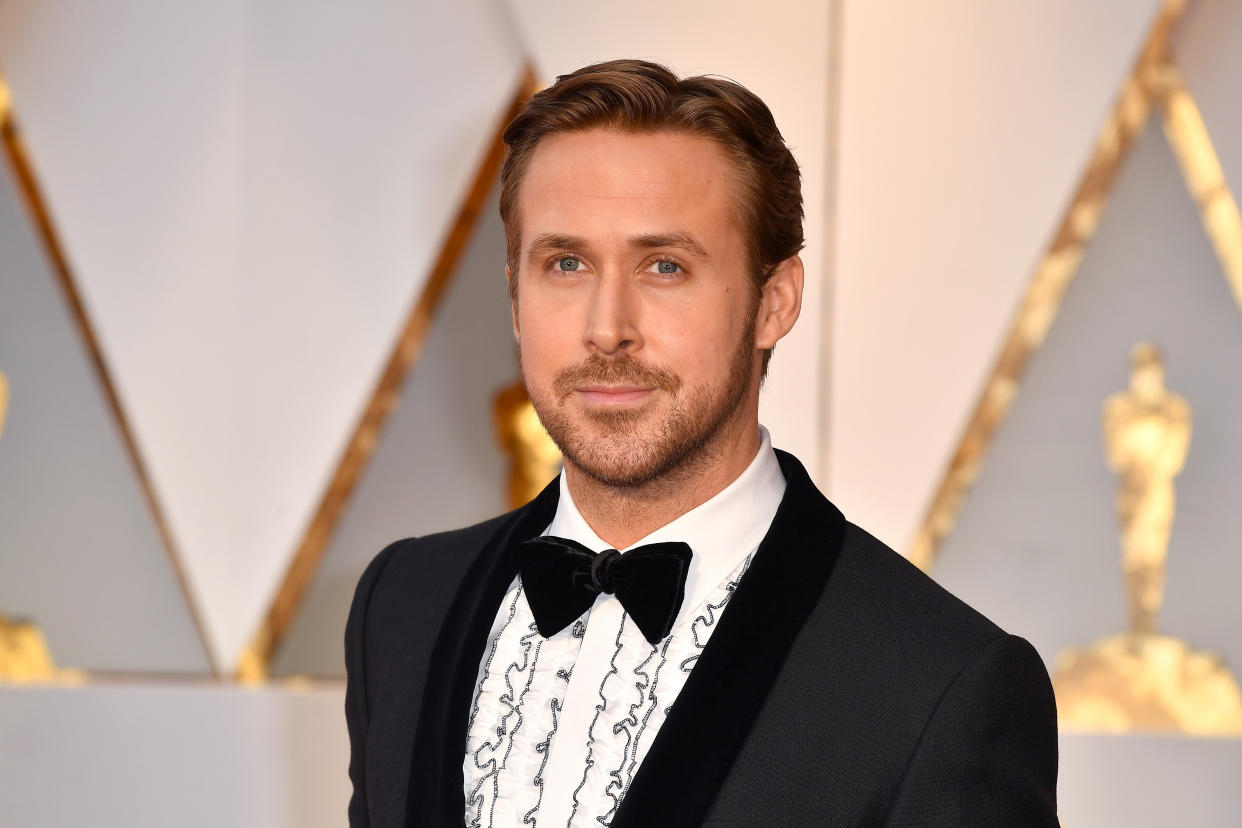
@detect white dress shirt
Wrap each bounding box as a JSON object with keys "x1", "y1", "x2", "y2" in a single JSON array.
[{"x1": 463, "y1": 426, "x2": 786, "y2": 828}]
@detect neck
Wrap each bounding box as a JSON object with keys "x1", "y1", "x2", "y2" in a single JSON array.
[{"x1": 563, "y1": 411, "x2": 762, "y2": 550}]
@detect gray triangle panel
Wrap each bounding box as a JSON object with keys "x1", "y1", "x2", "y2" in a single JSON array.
[
  {"x1": 0, "y1": 154, "x2": 210, "y2": 673},
  {"x1": 932, "y1": 121, "x2": 1242, "y2": 675}
]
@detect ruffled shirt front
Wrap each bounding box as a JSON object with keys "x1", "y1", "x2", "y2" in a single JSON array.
[{"x1": 463, "y1": 427, "x2": 786, "y2": 827}]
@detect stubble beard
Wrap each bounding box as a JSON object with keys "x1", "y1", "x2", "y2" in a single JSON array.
[{"x1": 523, "y1": 315, "x2": 757, "y2": 491}]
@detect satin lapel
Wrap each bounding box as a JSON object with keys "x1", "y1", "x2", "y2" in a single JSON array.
[
  {"x1": 404, "y1": 478, "x2": 560, "y2": 828},
  {"x1": 612, "y1": 450, "x2": 847, "y2": 828}
]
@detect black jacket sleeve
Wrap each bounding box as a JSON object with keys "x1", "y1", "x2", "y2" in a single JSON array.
[
  {"x1": 884, "y1": 634, "x2": 1060, "y2": 826},
  {"x1": 345, "y1": 542, "x2": 403, "y2": 828}
]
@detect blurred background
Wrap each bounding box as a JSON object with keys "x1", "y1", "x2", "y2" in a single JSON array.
[{"x1": 2, "y1": 0, "x2": 1241, "y2": 824}]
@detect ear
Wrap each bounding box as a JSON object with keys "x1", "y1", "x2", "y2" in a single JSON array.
[
  {"x1": 507, "y1": 265, "x2": 520, "y2": 340},
  {"x1": 754, "y1": 254, "x2": 804, "y2": 350}
]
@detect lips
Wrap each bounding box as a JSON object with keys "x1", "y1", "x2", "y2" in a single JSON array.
[{"x1": 575, "y1": 385, "x2": 655, "y2": 405}]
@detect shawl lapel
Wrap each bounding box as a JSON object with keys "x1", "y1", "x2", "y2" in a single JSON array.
[
  {"x1": 611, "y1": 450, "x2": 846, "y2": 827},
  {"x1": 404, "y1": 477, "x2": 560, "y2": 827}
]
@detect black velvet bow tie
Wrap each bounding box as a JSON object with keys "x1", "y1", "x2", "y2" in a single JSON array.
[{"x1": 518, "y1": 536, "x2": 693, "y2": 646}]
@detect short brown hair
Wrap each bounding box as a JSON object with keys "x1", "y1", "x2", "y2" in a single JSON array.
[{"x1": 499, "y1": 59, "x2": 804, "y2": 373}]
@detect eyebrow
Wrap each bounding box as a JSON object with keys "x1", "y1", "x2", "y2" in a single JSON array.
[
  {"x1": 527, "y1": 234, "x2": 583, "y2": 259},
  {"x1": 630, "y1": 232, "x2": 709, "y2": 259},
  {"x1": 526, "y1": 231, "x2": 711, "y2": 261}
]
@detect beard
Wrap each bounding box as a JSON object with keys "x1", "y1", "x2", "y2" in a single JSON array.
[{"x1": 523, "y1": 314, "x2": 757, "y2": 490}]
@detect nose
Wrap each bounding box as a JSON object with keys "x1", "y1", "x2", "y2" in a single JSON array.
[{"x1": 583, "y1": 273, "x2": 643, "y2": 356}]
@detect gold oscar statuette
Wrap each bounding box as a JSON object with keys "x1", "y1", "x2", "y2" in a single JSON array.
[
  {"x1": 0, "y1": 374, "x2": 83, "y2": 684},
  {"x1": 1052, "y1": 343, "x2": 1242, "y2": 734},
  {"x1": 0, "y1": 612, "x2": 60, "y2": 682},
  {"x1": 0, "y1": 374, "x2": 58, "y2": 682},
  {"x1": 494, "y1": 378, "x2": 562, "y2": 510}
]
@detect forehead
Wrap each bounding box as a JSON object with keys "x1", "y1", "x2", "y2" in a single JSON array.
[{"x1": 518, "y1": 129, "x2": 742, "y2": 244}]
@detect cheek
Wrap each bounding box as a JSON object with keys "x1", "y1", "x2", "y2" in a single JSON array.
[
  {"x1": 517, "y1": 304, "x2": 572, "y2": 380},
  {"x1": 649, "y1": 303, "x2": 743, "y2": 375}
]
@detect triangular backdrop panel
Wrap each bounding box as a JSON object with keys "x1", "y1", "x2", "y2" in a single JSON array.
[
  {"x1": 1176, "y1": 0, "x2": 1242, "y2": 191},
  {"x1": 0, "y1": 153, "x2": 209, "y2": 673},
  {"x1": 0, "y1": 0, "x2": 526, "y2": 669},
  {"x1": 932, "y1": 120, "x2": 1242, "y2": 674},
  {"x1": 272, "y1": 180, "x2": 518, "y2": 678}
]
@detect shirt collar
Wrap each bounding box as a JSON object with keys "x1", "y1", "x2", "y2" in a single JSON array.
[{"x1": 544, "y1": 425, "x2": 787, "y2": 635}]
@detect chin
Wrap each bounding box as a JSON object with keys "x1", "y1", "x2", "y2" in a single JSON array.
[
  {"x1": 565, "y1": 442, "x2": 687, "y2": 489},
  {"x1": 553, "y1": 414, "x2": 664, "y2": 487},
  {"x1": 556, "y1": 408, "x2": 725, "y2": 489}
]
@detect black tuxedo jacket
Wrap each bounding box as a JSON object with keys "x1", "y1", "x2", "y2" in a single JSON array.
[{"x1": 345, "y1": 450, "x2": 1058, "y2": 827}]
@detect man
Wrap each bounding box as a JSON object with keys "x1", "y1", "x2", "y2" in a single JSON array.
[{"x1": 346, "y1": 60, "x2": 1058, "y2": 827}]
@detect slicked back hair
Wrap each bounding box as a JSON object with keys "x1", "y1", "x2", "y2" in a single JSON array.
[{"x1": 499, "y1": 59, "x2": 805, "y2": 375}]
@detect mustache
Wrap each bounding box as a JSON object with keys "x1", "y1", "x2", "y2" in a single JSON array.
[{"x1": 552, "y1": 354, "x2": 682, "y2": 400}]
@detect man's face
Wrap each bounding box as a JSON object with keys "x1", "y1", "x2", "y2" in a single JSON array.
[{"x1": 512, "y1": 129, "x2": 760, "y2": 489}]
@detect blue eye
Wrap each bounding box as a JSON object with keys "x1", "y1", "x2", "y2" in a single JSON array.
[
  {"x1": 653, "y1": 260, "x2": 680, "y2": 274},
  {"x1": 557, "y1": 257, "x2": 581, "y2": 272}
]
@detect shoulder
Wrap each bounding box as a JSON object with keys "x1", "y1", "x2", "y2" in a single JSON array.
[
  {"x1": 710, "y1": 512, "x2": 1056, "y2": 823},
  {"x1": 350, "y1": 510, "x2": 518, "y2": 623},
  {"x1": 783, "y1": 517, "x2": 1042, "y2": 727},
  {"x1": 831, "y1": 520, "x2": 1004, "y2": 653},
  {"x1": 344, "y1": 510, "x2": 528, "y2": 824},
  {"x1": 344, "y1": 510, "x2": 523, "y2": 723},
  {"x1": 819, "y1": 519, "x2": 1054, "y2": 750}
]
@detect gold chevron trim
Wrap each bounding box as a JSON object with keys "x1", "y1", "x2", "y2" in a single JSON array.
[
  {"x1": 1153, "y1": 63, "x2": 1242, "y2": 309},
  {"x1": 908, "y1": 0, "x2": 1211, "y2": 571},
  {"x1": 0, "y1": 74, "x2": 219, "y2": 675},
  {"x1": 238, "y1": 66, "x2": 539, "y2": 681}
]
